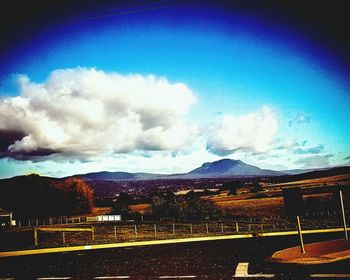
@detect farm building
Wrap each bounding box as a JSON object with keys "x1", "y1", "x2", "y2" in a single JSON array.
[
  {"x1": 0, "y1": 208, "x2": 13, "y2": 229},
  {"x1": 86, "y1": 215, "x2": 121, "y2": 222}
]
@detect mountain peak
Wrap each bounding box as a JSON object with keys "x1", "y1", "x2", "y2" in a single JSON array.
[{"x1": 189, "y1": 158, "x2": 282, "y2": 177}]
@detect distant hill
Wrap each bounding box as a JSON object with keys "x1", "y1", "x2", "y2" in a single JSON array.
[
  {"x1": 74, "y1": 159, "x2": 284, "y2": 181},
  {"x1": 73, "y1": 171, "x2": 163, "y2": 181},
  {"x1": 56, "y1": 160, "x2": 350, "y2": 182},
  {"x1": 271, "y1": 166, "x2": 350, "y2": 183},
  {"x1": 188, "y1": 159, "x2": 284, "y2": 177}
]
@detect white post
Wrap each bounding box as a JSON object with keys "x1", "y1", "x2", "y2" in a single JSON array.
[
  {"x1": 296, "y1": 215, "x2": 305, "y2": 254},
  {"x1": 340, "y1": 190, "x2": 348, "y2": 240}
]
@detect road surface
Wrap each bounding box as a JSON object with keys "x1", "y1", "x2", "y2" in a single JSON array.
[{"x1": 0, "y1": 232, "x2": 349, "y2": 279}]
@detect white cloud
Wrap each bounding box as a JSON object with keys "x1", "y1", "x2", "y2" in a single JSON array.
[
  {"x1": 0, "y1": 68, "x2": 196, "y2": 160},
  {"x1": 293, "y1": 154, "x2": 334, "y2": 168},
  {"x1": 206, "y1": 106, "x2": 278, "y2": 155}
]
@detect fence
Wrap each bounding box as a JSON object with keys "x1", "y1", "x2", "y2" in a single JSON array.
[
  {"x1": 0, "y1": 216, "x2": 344, "y2": 250},
  {"x1": 34, "y1": 226, "x2": 95, "y2": 246},
  {"x1": 13, "y1": 210, "x2": 349, "y2": 228}
]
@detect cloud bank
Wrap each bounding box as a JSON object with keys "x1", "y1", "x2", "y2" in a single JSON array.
[
  {"x1": 206, "y1": 106, "x2": 278, "y2": 155},
  {"x1": 0, "y1": 68, "x2": 196, "y2": 160}
]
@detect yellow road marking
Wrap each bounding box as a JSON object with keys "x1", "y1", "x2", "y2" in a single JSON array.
[{"x1": 0, "y1": 234, "x2": 252, "y2": 258}]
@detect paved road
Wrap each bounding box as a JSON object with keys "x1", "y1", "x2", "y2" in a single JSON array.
[{"x1": 0, "y1": 232, "x2": 349, "y2": 280}]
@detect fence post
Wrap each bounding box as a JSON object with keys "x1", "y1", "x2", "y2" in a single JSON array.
[
  {"x1": 114, "y1": 226, "x2": 117, "y2": 240},
  {"x1": 91, "y1": 226, "x2": 95, "y2": 241},
  {"x1": 35, "y1": 218, "x2": 38, "y2": 226},
  {"x1": 260, "y1": 224, "x2": 264, "y2": 232},
  {"x1": 235, "y1": 222, "x2": 239, "y2": 232},
  {"x1": 190, "y1": 223, "x2": 193, "y2": 235},
  {"x1": 154, "y1": 224, "x2": 157, "y2": 238},
  {"x1": 173, "y1": 223, "x2": 175, "y2": 235},
  {"x1": 206, "y1": 223, "x2": 209, "y2": 234},
  {"x1": 221, "y1": 223, "x2": 224, "y2": 233},
  {"x1": 34, "y1": 227, "x2": 38, "y2": 246},
  {"x1": 29, "y1": 219, "x2": 31, "y2": 227},
  {"x1": 19, "y1": 220, "x2": 21, "y2": 227},
  {"x1": 248, "y1": 224, "x2": 251, "y2": 232},
  {"x1": 134, "y1": 225, "x2": 138, "y2": 238},
  {"x1": 62, "y1": 232, "x2": 65, "y2": 244}
]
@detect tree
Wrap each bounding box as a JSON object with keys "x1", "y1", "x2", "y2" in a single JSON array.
[
  {"x1": 149, "y1": 191, "x2": 222, "y2": 221},
  {"x1": 222, "y1": 180, "x2": 242, "y2": 195},
  {"x1": 110, "y1": 192, "x2": 134, "y2": 215},
  {"x1": 251, "y1": 179, "x2": 263, "y2": 193},
  {"x1": 54, "y1": 177, "x2": 94, "y2": 215}
]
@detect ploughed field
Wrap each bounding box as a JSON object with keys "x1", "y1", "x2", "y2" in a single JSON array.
[{"x1": 130, "y1": 173, "x2": 350, "y2": 217}]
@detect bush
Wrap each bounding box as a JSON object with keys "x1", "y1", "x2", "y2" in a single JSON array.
[{"x1": 149, "y1": 191, "x2": 222, "y2": 221}]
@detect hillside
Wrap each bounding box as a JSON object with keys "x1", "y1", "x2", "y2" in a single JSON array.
[
  {"x1": 270, "y1": 166, "x2": 350, "y2": 183},
  {"x1": 73, "y1": 171, "x2": 164, "y2": 181},
  {"x1": 0, "y1": 174, "x2": 94, "y2": 218}
]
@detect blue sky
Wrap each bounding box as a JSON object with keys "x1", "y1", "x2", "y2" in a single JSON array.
[{"x1": 0, "y1": 2, "x2": 349, "y2": 178}]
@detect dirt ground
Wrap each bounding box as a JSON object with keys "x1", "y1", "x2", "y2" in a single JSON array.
[{"x1": 271, "y1": 239, "x2": 350, "y2": 262}]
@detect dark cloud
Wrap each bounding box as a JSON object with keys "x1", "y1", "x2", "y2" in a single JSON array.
[
  {"x1": 344, "y1": 155, "x2": 350, "y2": 160},
  {"x1": 1, "y1": 148, "x2": 59, "y2": 161},
  {"x1": 0, "y1": 130, "x2": 26, "y2": 153},
  {"x1": 294, "y1": 144, "x2": 324, "y2": 155}
]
